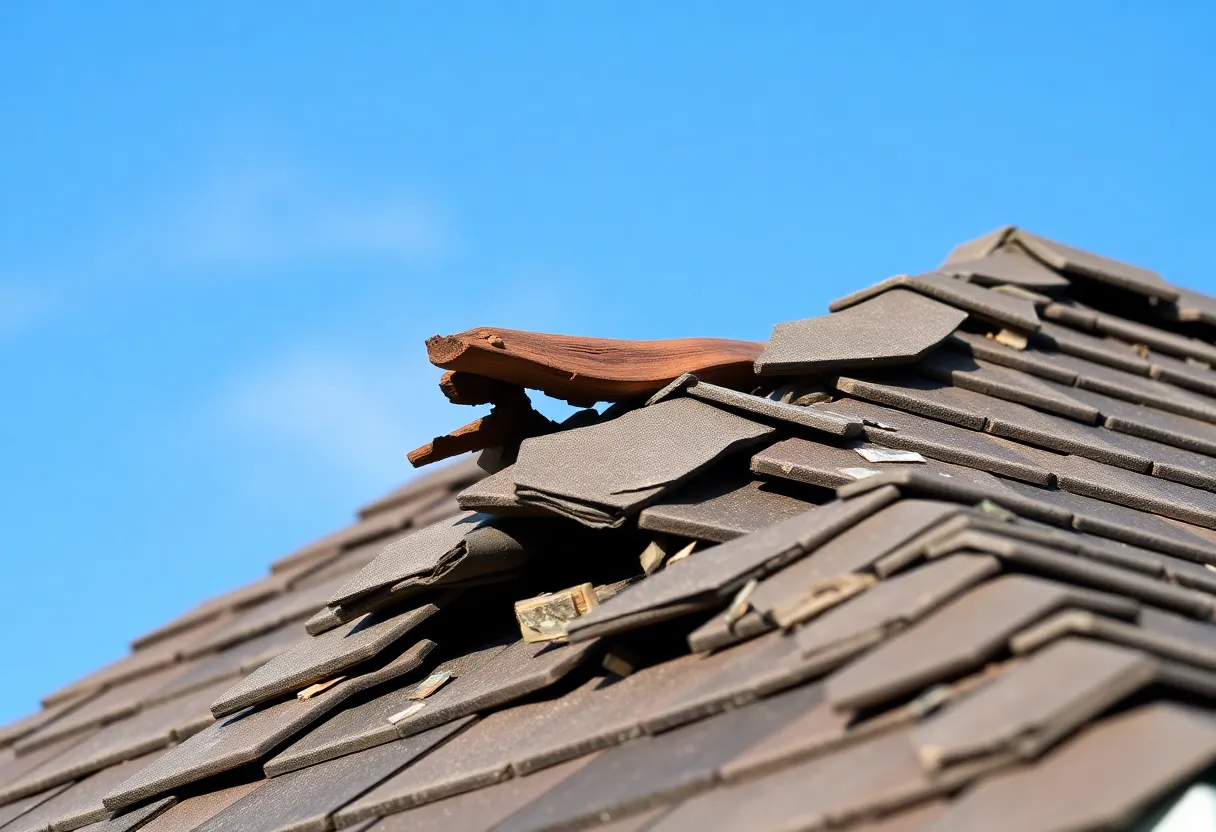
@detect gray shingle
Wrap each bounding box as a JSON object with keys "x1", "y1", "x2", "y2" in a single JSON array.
[{"x1": 756, "y1": 289, "x2": 967, "y2": 375}]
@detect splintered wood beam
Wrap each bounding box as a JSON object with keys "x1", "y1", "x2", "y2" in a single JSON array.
[
  {"x1": 439, "y1": 371, "x2": 528, "y2": 406},
  {"x1": 426, "y1": 327, "x2": 765, "y2": 405},
  {"x1": 407, "y1": 402, "x2": 556, "y2": 468}
]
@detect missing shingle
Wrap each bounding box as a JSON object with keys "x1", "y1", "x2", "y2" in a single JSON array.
[{"x1": 838, "y1": 466, "x2": 881, "y2": 480}]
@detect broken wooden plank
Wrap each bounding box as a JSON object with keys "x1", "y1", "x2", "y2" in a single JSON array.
[{"x1": 426, "y1": 327, "x2": 764, "y2": 405}]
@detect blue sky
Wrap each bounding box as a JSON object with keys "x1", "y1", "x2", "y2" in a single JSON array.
[{"x1": 3, "y1": 2, "x2": 1216, "y2": 722}]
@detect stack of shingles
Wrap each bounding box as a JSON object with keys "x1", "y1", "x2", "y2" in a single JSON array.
[
  {"x1": 5, "y1": 224, "x2": 1216, "y2": 832},
  {"x1": 0, "y1": 462, "x2": 484, "y2": 832}
]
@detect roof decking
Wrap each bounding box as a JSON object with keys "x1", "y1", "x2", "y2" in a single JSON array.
[{"x1": 5, "y1": 226, "x2": 1216, "y2": 830}]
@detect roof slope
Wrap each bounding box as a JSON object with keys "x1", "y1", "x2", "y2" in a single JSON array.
[{"x1": 6, "y1": 226, "x2": 1216, "y2": 831}]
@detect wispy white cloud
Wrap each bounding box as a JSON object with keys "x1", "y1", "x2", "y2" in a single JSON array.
[
  {"x1": 205, "y1": 344, "x2": 453, "y2": 493},
  {"x1": 171, "y1": 165, "x2": 445, "y2": 269},
  {"x1": 92, "y1": 160, "x2": 447, "y2": 280},
  {"x1": 0, "y1": 282, "x2": 56, "y2": 338}
]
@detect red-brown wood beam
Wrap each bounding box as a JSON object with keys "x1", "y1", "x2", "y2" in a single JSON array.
[{"x1": 426, "y1": 327, "x2": 764, "y2": 405}]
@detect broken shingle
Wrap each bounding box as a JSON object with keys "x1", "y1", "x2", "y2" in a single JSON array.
[
  {"x1": 940, "y1": 247, "x2": 1071, "y2": 290},
  {"x1": 327, "y1": 513, "x2": 482, "y2": 609},
  {"x1": 511, "y1": 397, "x2": 775, "y2": 528},
  {"x1": 649, "y1": 374, "x2": 862, "y2": 437},
  {"x1": 756, "y1": 289, "x2": 968, "y2": 375},
  {"x1": 1005, "y1": 228, "x2": 1179, "y2": 302},
  {"x1": 829, "y1": 274, "x2": 1041, "y2": 333},
  {"x1": 566, "y1": 487, "x2": 899, "y2": 642}
]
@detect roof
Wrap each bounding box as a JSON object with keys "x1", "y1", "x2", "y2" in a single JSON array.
[{"x1": 5, "y1": 225, "x2": 1216, "y2": 831}]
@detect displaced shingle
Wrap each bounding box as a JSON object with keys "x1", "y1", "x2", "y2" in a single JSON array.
[
  {"x1": 638, "y1": 474, "x2": 816, "y2": 543},
  {"x1": 829, "y1": 274, "x2": 1041, "y2": 333},
  {"x1": 327, "y1": 513, "x2": 483, "y2": 608},
  {"x1": 102, "y1": 641, "x2": 436, "y2": 812},
  {"x1": 511, "y1": 397, "x2": 775, "y2": 528},
  {"x1": 566, "y1": 487, "x2": 899, "y2": 642},
  {"x1": 1010, "y1": 228, "x2": 1179, "y2": 301},
  {"x1": 453, "y1": 465, "x2": 550, "y2": 518},
  {"x1": 927, "y1": 704, "x2": 1216, "y2": 832},
  {"x1": 751, "y1": 436, "x2": 1025, "y2": 500},
  {"x1": 649, "y1": 374, "x2": 862, "y2": 437},
  {"x1": 825, "y1": 575, "x2": 1138, "y2": 712},
  {"x1": 14, "y1": 225, "x2": 1216, "y2": 832},
  {"x1": 755, "y1": 289, "x2": 967, "y2": 375},
  {"x1": 210, "y1": 601, "x2": 443, "y2": 717},
  {"x1": 940, "y1": 248, "x2": 1070, "y2": 290},
  {"x1": 996, "y1": 478, "x2": 1216, "y2": 565}
]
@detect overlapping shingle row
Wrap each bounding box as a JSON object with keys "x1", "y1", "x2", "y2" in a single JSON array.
[{"x1": 5, "y1": 225, "x2": 1216, "y2": 831}]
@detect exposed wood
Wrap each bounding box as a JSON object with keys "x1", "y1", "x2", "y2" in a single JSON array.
[
  {"x1": 426, "y1": 327, "x2": 764, "y2": 404},
  {"x1": 407, "y1": 401, "x2": 556, "y2": 468},
  {"x1": 439, "y1": 371, "x2": 528, "y2": 406}
]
